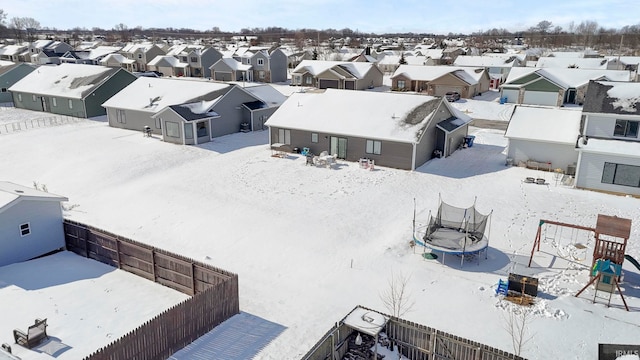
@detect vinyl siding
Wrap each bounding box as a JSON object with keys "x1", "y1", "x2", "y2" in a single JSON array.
[
  {"x1": 507, "y1": 139, "x2": 578, "y2": 171},
  {"x1": 576, "y1": 152, "x2": 640, "y2": 196}
]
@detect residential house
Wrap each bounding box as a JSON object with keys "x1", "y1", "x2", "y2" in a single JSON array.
[
  {"x1": 9, "y1": 63, "x2": 137, "y2": 118},
  {"x1": 33, "y1": 41, "x2": 74, "y2": 64},
  {"x1": 0, "y1": 62, "x2": 37, "y2": 103},
  {"x1": 504, "y1": 105, "x2": 581, "y2": 172},
  {"x1": 575, "y1": 81, "x2": 640, "y2": 196},
  {"x1": 606, "y1": 56, "x2": 640, "y2": 81},
  {"x1": 165, "y1": 45, "x2": 223, "y2": 78},
  {"x1": 99, "y1": 53, "x2": 136, "y2": 72},
  {"x1": 0, "y1": 44, "x2": 28, "y2": 62},
  {"x1": 19, "y1": 39, "x2": 53, "y2": 62},
  {"x1": 210, "y1": 57, "x2": 254, "y2": 82},
  {"x1": 290, "y1": 60, "x2": 384, "y2": 90},
  {"x1": 264, "y1": 89, "x2": 471, "y2": 170},
  {"x1": 411, "y1": 47, "x2": 444, "y2": 65},
  {"x1": 377, "y1": 54, "x2": 427, "y2": 74},
  {"x1": 229, "y1": 46, "x2": 288, "y2": 83},
  {"x1": 0, "y1": 181, "x2": 68, "y2": 267},
  {"x1": 147, "y1": 55, "x2": 190, "y2": 77},
  {"x1": 501, "y1": 67, "x2": 631, "y2": 107},
  {"x1": 441, "y1": 47, "x2": 466, "y2": 65},
  {"x1": 103, "y1": 77, "x2": 238, "y2": 136},
  {"x1": 119, "y1": 43, "x2": 166, "y2": 72},
  {"x1": 453, "y1": 54, "x2": 522, "y2": 89},
  {"x1": 390, "y1": 65, "x2": 490, "y2": 98}
]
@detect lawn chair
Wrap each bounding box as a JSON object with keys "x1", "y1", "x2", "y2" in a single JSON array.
[{"x1": 13, "y1": 318, "x2": 48, "y2": 349}]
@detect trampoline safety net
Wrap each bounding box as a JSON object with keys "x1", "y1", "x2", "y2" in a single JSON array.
[{"x1": 424, "y1": 201, "x2": 490, "y2": 247}]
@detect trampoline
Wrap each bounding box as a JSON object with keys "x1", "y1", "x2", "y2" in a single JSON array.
[{"x1": 413, "y1": 198, "x2": 492, "y2": 266}]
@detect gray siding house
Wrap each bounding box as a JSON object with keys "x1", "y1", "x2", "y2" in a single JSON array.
[
  {"x1": 575, "y1": 81, "x2": 640, "y2": 196},
  {"x1": 264, "y1": 89, "x2": 470, "y2": 170},
  {"x1": 291, "y1": 60, "x2": 384, "y2": 90},
  {"x1": 8, "y1": 63, "x2": 137, "y2": 118},
  {"x1": 0, "y1": 63, "x2": 36, "y2": 103},
  {"x1": 102, "y1": 77, "x2": 235, "y2": 135},
  {"x1": 249, "y1": 48, "x2": 288, "y2": 83},
  {"x1": 210, "y1": 58, "x2": 253, "y2": 82},
  {"x1": 0, "y1": 181, "x2": 68, "y2": 267}
]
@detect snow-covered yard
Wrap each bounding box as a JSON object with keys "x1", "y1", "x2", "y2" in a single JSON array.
[{"x1": 1, "y1": 108, "x2": 640, "y2": 360}]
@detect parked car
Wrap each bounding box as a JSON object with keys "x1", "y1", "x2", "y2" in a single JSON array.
[{"x1": 445, "y1": 91, "x2": 461, "y2": 102}]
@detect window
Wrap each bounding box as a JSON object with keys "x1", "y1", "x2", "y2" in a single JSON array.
[
  {"x1": 278, "y1": 128, "x2": 291, "y2": 144},
  {"x1": 184, "y1": 123, "x2": 193, "y2": 139},
  {"x1": 32, "y1": 94, "x2": 37, "y2": 102},
  {"x1": 602, "y1": 162, "x2": 640, "y2": 187},
  {"x1": 311, "y1": 133, "x2": 319, "y2": 143},
  {"x1": 52, "y1": 97, "x2": 57, "y2": 107},
  {"x1": 155, "y1": 117, "x2": 162, "y2": 129},
  {"x1": 166, "y1": 121, "x2": 180, "y2": 138},
  {"x1": 20, "y1": 223, "x2": 30, "y2": 237},
  {"x1": 397, "y1": 80, "x2": 406, "y2": 89},
  {"x1": 68, "y1": 99, "x2": 73, "y2": 109},
  {"x1": 17, "y1": 94, "x2": 22, "y2": 102},
  {"x1": 181, "y1": 56, "x2": 188, "y2": 62},
  {"x1": 116, "y1": 109, "x2": 126, "y2": 124},
  {"x1": 257, "y1": 58, "x2": 264, "y2": 66},
  {"x1": 258, "y1": 70, "x2": 265, "y2": 79},
  {"x1": 137, "y1": 53, "x2": 143, "y2": 59},
  {"x1": 1, "y1": 88, "x2": 6, "y2": 93},
  {"x1": 190, "y1": 57, "x2": 197, "y2": 63},
  {"x1": 305, "y1": 76, "x2": 312, "y2": 85},
  {"x1": 196, "y1": 122, "x2": 208, "y2": 137},
  {"x1": 366, "y1": 140, "x2": 382, "y2": 155},
  {"x1": 614, "y1": 119, "x2": 639, "y2": 138}
]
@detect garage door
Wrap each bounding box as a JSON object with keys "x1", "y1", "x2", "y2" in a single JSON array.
[
  {"x1": 523, "y1": 91, "x2": 558, "y2": 106},
  {"x1": 501, "y1": 89, "x2": 519, "y2": 103},
  {"x1": 214, "y1": 72, "x2": 231, "y2": 82},
  {"x1": 319, "y1": 79, "x2": 339, "y2": 89},
  {"x1": 434, "y1": 85, "x2": 463, "y2": 97},
  {"x1": 344, "y1": 80, "x2": 356, "y2": 90}
]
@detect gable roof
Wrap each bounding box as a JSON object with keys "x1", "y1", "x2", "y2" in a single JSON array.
[
  {"x1": 292, "y1": 60, "x2": 377, "y2": 79},
  {"x1": 100, "y1": 53, "x2": 136, "y2": 65},
  {"x1": 214, "y1": 57, "x2": 252, "y2": 71},
  {"x1": 582, "y1": 80, "x2": 640, "y2": 115},
  {"x1": 148, "y1": 55, "x2": 189, "y2": 68},
  {"x1": 265, "y1": 89, "x2": 468, "y2": 143},
  {"x1": 167, "y1": 100, "x2": 221, "y2": 121},
  {"x1": 535, "y1": 57, "x2": 609, "y2": 69},
  {"x1": 505, "y1": 105, "x2": 581, "y2": 144},
  {"x1": 102, "y1": 77, "x2": 232, "y2": 113},
  {"x1": 505, "y1": 67, "x2": 631, "y2": 88},
  {"x1": 453, "y1": 55, "x2": 519, "y2": 67},
  {"x1": 391, "y1": 65, "x2": 485, "y2": 84},
  {"x1": 241, "y1": 84, "x2": 287, "y2": 108},
  {"x1": 8, "y1": 63, "x2": 122, "y2": 99},
  {"x1": 0, "y1": 181, "x2": 68, "y2": 214},
  {"x1": 0, "y1": 62, "x2": 36, "y2": 76}
]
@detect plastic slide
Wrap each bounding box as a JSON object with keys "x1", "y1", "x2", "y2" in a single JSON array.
[{"x1": 624, "y1": 254, "x2": 640, "y2": 271}]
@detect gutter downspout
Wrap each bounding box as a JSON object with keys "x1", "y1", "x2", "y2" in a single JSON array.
[{"x1": 411, "y1": 142, "x2": 417, "y2": 171}]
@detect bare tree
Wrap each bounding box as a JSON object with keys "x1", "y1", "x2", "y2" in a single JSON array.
[
  {"x1": 0, "y1": 9, "x2": 7, "y2": 25},
  {"x1": 502, "y1": 307, "x2": 534, "y2": 356},
  {"x1": 380, "y1": 271, "x2": 415, "y2": 318},
  {"x1": 113, "y1": 23, "x2": 130, "y2": 42}
]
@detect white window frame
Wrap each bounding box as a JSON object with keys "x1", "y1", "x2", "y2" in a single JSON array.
[
  {"x1": 614, "y1": 119, "x2": 639, "y2": 138},
  {"x1": 397, "y1": 80, "x2": 406, "y2": 89},
  {"x1": 155, "y1": 117, "x2": 162, "y2": 129},
  {"x1": 17, "y1": 94, "x2": 22, "y2": 102},
  {"x1": 68, "y1": 99, "x2": 73, "y2": 109},
  {"x1": 20, "y1": 222, "x2": 31, "y2": 237},
  {"x1": 311, "y1": 133, "x2": 318, "y2": 143},
  {"x1": 52, "y1": 97, "x2": 57, "y2": 107},
  {"x1": 116, "y1": 109, "x2": 126, "y2": 124},
  {"x1": 32, "y1": 94, "x2": 37, "y2": 102},
  {"x1": 165, "y1": 121, "x2": 180, "y2": 138},
  {"x1": 305, "y1": 76, "x2": 312, "y2": 85},
  {"x1": 257, "y1": 58, "x2": 264, "y2": 66},
  {"x1": 366, "y1": 140, "x2": 382, "y2": 155}
]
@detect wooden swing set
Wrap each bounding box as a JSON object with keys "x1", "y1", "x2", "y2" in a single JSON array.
[{"x1": 528, "y1": 214, "x2": 632, "y2": 311}]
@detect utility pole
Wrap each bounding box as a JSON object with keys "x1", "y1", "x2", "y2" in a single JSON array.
[{"x1": 617, "y1": 34, "x2": 624, "y2": 70}]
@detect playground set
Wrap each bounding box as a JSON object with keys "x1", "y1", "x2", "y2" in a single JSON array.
[{"x1": 527, "y1": 214, "x2": 634, "y2": 311}]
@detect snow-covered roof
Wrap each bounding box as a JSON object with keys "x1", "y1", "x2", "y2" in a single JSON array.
[
  {"x1": 578, "y1": 137, "x2": 640, "y2": 156},
  {"x1": 217, "y1": 57, "x2": 253, "y2": 71},
  {"x1": 148, "y1": 55, "x2": 189, "y2": 68},
  {"x1": 454, "y1": 55, "x2": 518, "y2": 67},
  {"x1": 102, "y1": 77, "x2": 232, "y2": 113},
  {"x1": 0, "y1": 60, "x2": 15, "y2": 67},
  {"x1": 535, "y1": 57, "x2": 609, "y2": 69},
  {"x1": 265, "y1": 89, "x2": 463, "y2": 143},
  {"x1": 505, "y1": 67, "x2": 631, "y2": 88},
  {"x1": 0, "y1": 45, "x2": 27, "y2": 56},
  {"x1": 604, "y1": 81, "x2": 640, "y2": 113},
  {"x1": 343, "y1": 307, "x2": 388, "y2": 337},
  {"x1": 391, "y1": 65, "x2": 485, "y2": 84},
  {"x1": 100, "y1": 53, "x2": 136, "y2": 64},
  {"x1": 505, "y1": 106, "x2": 581, "y2": 144},
  {"x1": 166, "y1": 99, "x2": 221, "y2": 121},
  {"x1": 241, "y1": 84, "x2": 287, "y2": 108},
  {"x1": 292, "y1": 60, "x2": 376, "y2": 78},
  {"x1": 86, "y1": 46, "x2": 122, "y2": 60},
  {"x1": 120, "y1": 42, "x2": 157, "y2": 53},
  {"x1": 606, "y1": 56, "x2": 640, "y2": 65},
  {"x1": 8, "y1": 63, "x2": 119, "y2": 99},
  {"x1": 0, "y1": 181, "x2": 68, "y2": 212}
]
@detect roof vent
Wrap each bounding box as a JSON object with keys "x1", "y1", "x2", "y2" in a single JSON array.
[{"x1": 15, "y1": 190, "x2": 24, "y2": 193}]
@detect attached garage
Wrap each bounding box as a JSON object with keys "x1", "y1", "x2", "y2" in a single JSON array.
[
  {"x1": 434, "y1": 85, "x2": 463, "y2": 97},
  {"x1": 344, "y1": 80, "x2": 356, "y2": 90},
  {"x1": 214, "y1": 72, "x2": 231, "y2": 82},
  {"x1": 319, "y1": 79, "x2": 339, "y2": 89},
  {"x1": 523, "y1": 91, "x2": 559, "y2": 106}
]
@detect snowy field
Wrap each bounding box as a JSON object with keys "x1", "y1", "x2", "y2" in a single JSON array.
[{"x1": 1, "y1": 108, "x2": 640, "y2": 360}]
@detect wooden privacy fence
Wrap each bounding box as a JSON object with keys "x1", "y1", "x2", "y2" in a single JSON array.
[
  {"x1": 62, "y1": 220, "x2": 240, "y2": 360},
  {"x1": 302, "y1": 306, "x2": 526, "y2": 360}
]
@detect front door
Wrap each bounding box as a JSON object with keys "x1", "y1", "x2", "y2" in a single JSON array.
[
  {"x1": 330, "y1": 137, "x2": 347, "y2": 159},
  {"x1": 40, "y1": 97, "x2": 47, "y2": 112},
  {"x1": 566, "y1": 89, "x2": 576, "y2": 104}
]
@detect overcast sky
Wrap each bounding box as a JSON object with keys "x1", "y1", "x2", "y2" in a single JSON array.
[{"x1": 2, "y1": 0, "x2": 638, "y2": 34}]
